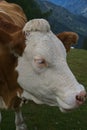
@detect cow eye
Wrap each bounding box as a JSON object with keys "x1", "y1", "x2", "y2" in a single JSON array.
[{"x1": 34, "y1": 56, "x2": 47, "y2": 68}]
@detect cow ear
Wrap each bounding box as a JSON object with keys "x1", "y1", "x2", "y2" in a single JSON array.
[
  {"x1": 57, "y1": 32, "x2": 79, "y2": 52},
  {"x1": 9, "y1": 30, "x2": 26, "y2": 56},
  {"x1": 0, "y1": 29, "x2": 12, "y2": 44}
]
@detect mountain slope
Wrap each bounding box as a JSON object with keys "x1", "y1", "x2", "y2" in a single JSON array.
[
  {"x1": 36, "y1": 1, "x2": 87, "y2": 35},
  {"x1": 47, "y1": 0, "x2": 87, "y2": 18},
  {"x1": 36, "y1": 0, "x2": 87, "y2": 48}
]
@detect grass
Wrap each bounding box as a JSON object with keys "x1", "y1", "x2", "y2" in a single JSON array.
[
  {"x1": 67, "y1": 49, "x2": 87, "y2": 87},
  {"x1": 0, "y1": 49, "x2": 87, "y2": 130}
]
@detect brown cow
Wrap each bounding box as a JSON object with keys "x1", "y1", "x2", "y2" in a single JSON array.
[
  {"x1": 57, "y1": 31, "x2": 79, "y2": 52},
  {"x1": 0, "y1": 1, "x2": 27, "y2": 130}
]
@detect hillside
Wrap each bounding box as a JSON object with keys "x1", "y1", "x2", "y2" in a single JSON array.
[
  {"x1": 47, "y1": 0, "x2": 87, "y2": 18},
  {"x1": 36, "y1": 0, "x2": 87, "y2": 48}
]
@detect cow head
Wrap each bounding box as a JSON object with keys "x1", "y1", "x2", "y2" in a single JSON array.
[{"x1": 16, "y1": 19, "x2": 86, "y2": 112}]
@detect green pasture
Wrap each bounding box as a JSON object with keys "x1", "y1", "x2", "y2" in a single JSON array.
[{"x1": 0, "y1": 49, "x2": 87, "y2": 130}]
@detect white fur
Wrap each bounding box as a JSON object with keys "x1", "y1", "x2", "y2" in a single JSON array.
[
  {"x1": 0, "y1": 97, "x2": 7, "y2": 109},
  {"x1": 23, "y1": 19, "x2": 50, "y2": 35},
  {"x1": 15, "y1": 110, "x2": 27, "y2": 130},
  {"x1": 16, "y1": 19, "x2": 86, "y2": 112}
]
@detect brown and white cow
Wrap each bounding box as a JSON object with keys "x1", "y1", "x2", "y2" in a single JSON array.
[
  {"x1": 0, "y1": 1, "x2": 87, "y2": 130},
  {"x1": 0, "y1": 1, "x2": 27, "y2": 130}
]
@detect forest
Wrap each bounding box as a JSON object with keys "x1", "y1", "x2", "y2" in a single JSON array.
[{"x1": 7, "y1": 0, "x2": 51, "y2": 20}]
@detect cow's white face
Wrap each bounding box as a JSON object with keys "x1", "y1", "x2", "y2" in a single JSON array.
[{"x1": 16, "y1": 19, "x2": 86, "y2": 112}]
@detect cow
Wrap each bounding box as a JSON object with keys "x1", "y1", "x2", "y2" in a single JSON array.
[
  {"x1": 0, "y1": 0, "x2": 28, "y2": 130},
  {"x1": 0, "y1": 1, "x2": 87, "y2": 130},
  {"x1": 16, "y1": 19, "x2": 86, "y2": 114},
  {"x1": 57, "y1": 31, "x2": 79, "y2": 52}
]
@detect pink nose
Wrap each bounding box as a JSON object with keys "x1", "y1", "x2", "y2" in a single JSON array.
[{"x1": 76, "y1": 91, "x2": 87, "y2": 105}]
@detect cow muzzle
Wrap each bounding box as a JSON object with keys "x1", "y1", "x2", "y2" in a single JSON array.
[
  {"x1": 57, "y1": 90, "x2": 87, "y2": 113},
  {"x1": 76, "y1": 90, "x2": 87, "y2": 105}
]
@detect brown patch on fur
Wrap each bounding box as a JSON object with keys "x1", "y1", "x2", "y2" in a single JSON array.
[
  {"x1": 0, "y1": 18, "x2": 21, "y2": 33},
  {"x1": 10, "y1": 30, "x2": 26, "y2": 56},
  {"x1": 0, "y1": 27, "x2": 26, "y2": 56},
  {"x1": 0, "y1": 0, "x2": 27, "y2": 109},
  {"x1": 57, "y1": 31, "x2": 79, "y2": 52},
  {"x1": 0, "y1": 0, "x2": 27, "y2": 28},
  {"x1": 0, "y1": 44, "x2": 23, "y2": 109}
]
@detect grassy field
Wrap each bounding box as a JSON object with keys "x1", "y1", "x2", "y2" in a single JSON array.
[{"x1": 0, "y1": 49, "x2": 87, "y2": 130}]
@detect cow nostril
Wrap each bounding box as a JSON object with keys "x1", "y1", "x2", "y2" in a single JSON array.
[
  {"x1": 85, "y1": 94, "x2": 87, "y2": 98},
  {"x1": 76, "y1": 95, "x2": 83, "y2": 102},
  {"x1": 76, "y1": 91, "x2": 87, "y2": 103}
]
